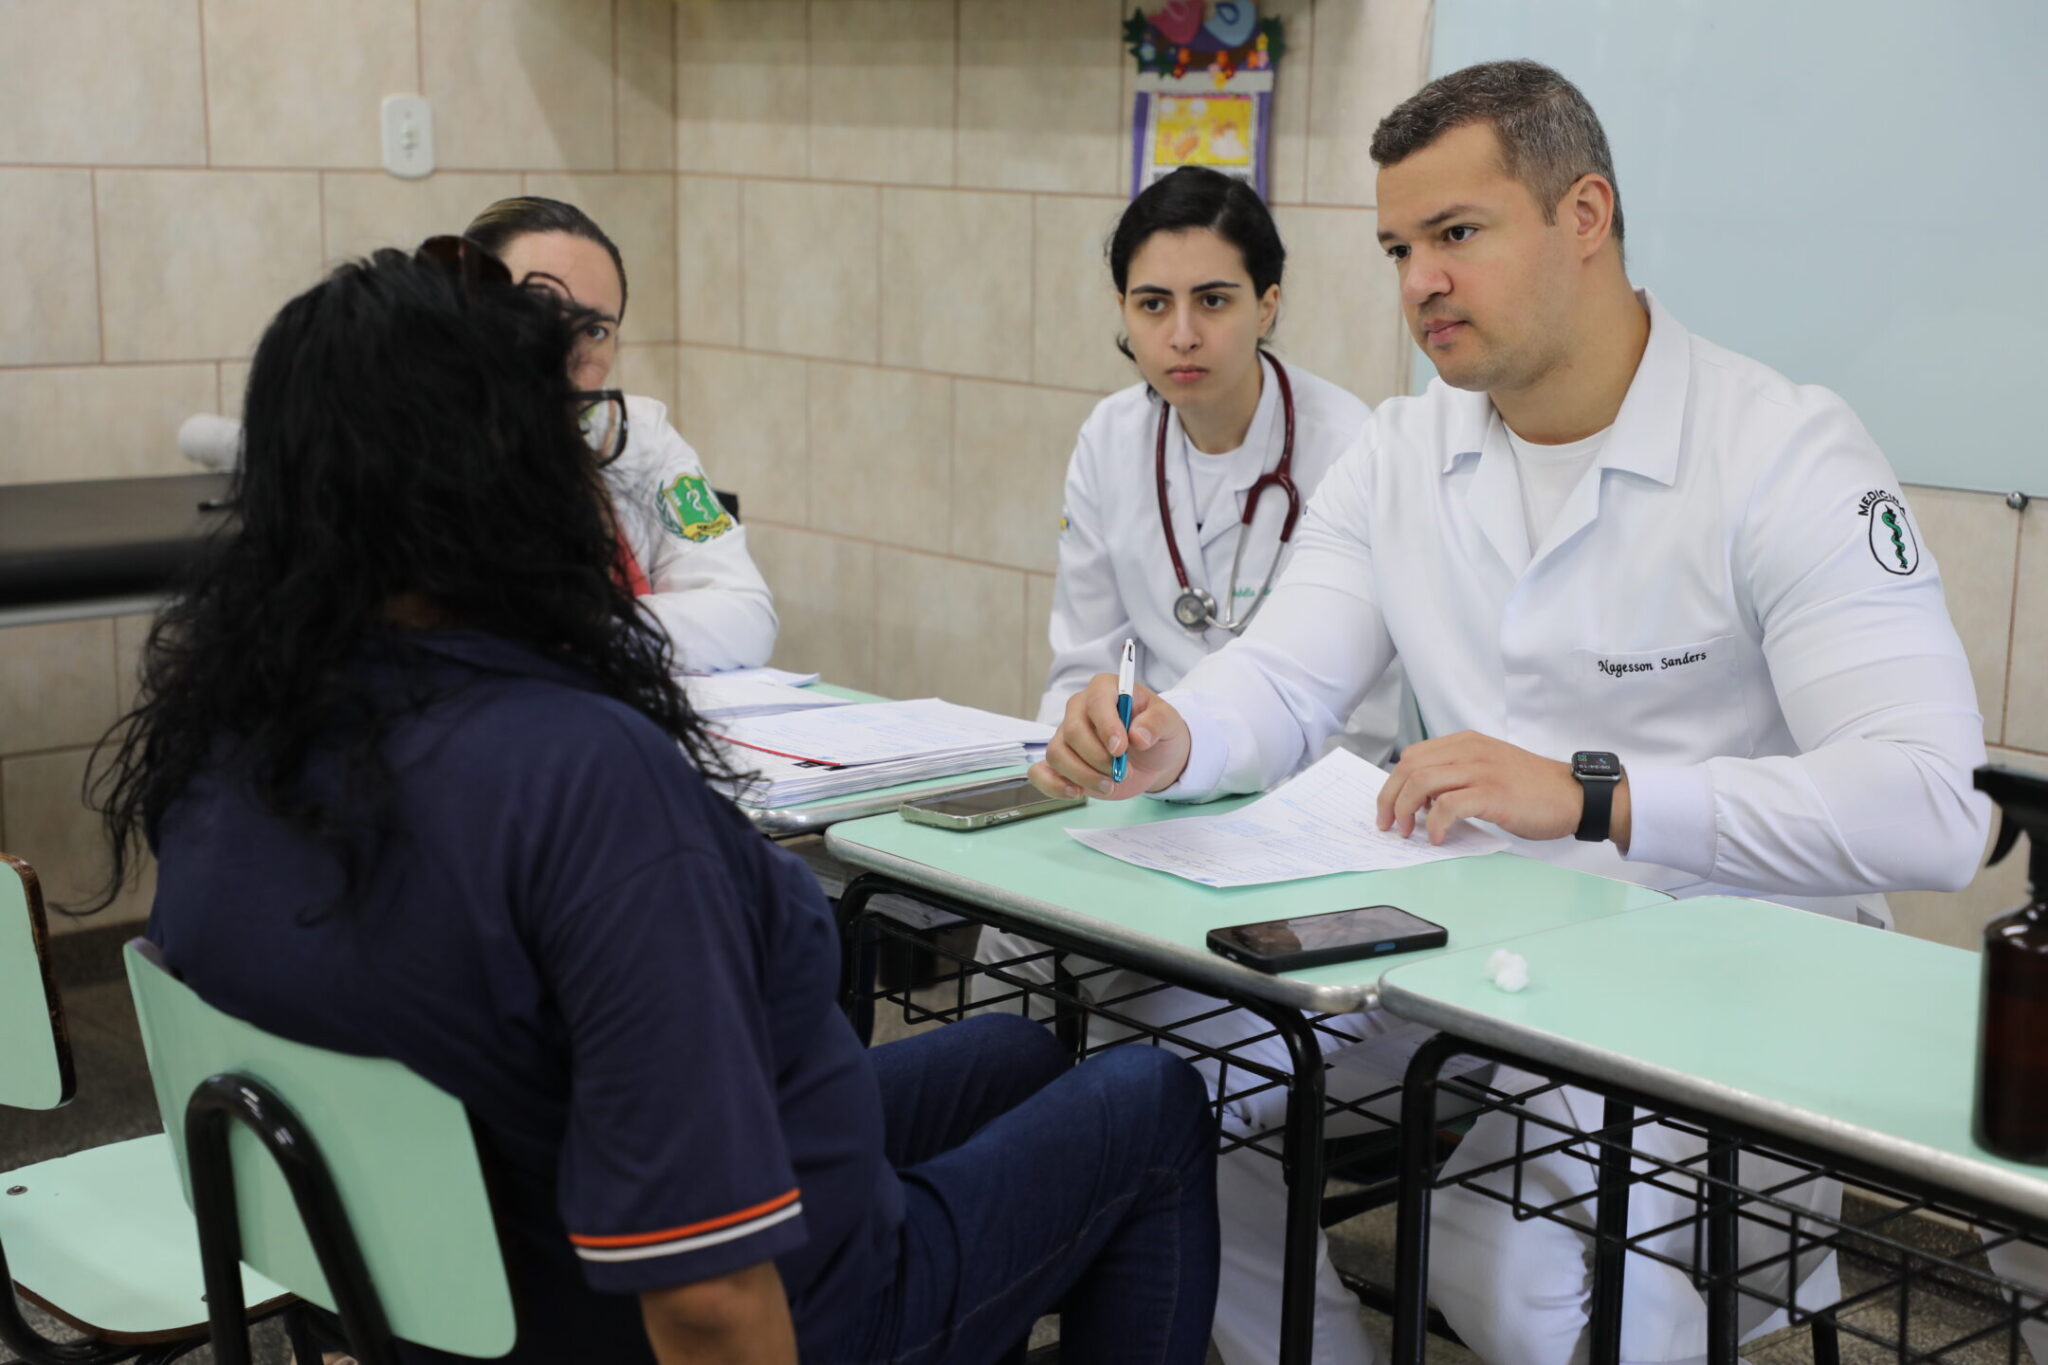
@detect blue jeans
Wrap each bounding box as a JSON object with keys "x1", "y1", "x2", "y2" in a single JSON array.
[{"x1": 840, "y1": 1013, "x2": 1221, "y2": 1365}]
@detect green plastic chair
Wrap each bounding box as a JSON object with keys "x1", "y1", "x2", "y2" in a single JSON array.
[
  {"x1": 0, "y1": 852, "x2": 295, "y2": 1365},
  {"x1": 124, "y1": 938, "x2": 518, "y2": 1365}
]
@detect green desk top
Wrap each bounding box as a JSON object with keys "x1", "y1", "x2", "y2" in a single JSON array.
[
  {"x1": 1376, "y1": 897, "x2": 2048, "y2": 1225},
  {"x1": 737, "y1": 683, "x2": 1031, "y2": 836},
  {"x1": 824, "y1": 794, "x2": 1670, "y2": 1013}
]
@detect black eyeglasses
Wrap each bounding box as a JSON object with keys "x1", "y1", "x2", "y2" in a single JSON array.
[
  {"x1": 417, "y1": 237, "x2": 625, "y2": 465},
  {"x1": 574, "y1": 390, "x2": 629, "y2": 467}
]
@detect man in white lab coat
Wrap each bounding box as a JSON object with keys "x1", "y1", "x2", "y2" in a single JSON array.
[{"x1": 1034, "y1": 59, "x2": 1991, "y2": 1365}]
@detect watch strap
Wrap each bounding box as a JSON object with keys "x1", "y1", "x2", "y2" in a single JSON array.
[{"x1": 1575, "y1": 767, "x2": 1616, "y2": 842}]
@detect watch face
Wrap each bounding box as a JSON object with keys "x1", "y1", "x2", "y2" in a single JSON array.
[{"x1": 1574, "y1": 751, "x2": 1622, "y2": 778}]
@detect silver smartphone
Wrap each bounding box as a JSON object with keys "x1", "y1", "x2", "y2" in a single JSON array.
[{"x1": 899, "y1": 778, "x2": 1085, "y2": 831}]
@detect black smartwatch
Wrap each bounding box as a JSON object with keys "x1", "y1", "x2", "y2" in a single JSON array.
[{"x1": 1572, "y1": 751, "x2": 1623, "y2": 842}]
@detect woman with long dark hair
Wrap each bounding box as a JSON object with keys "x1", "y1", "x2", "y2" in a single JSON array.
[{"x1": 95, "y1": 245, "x2": 1219, "y2": 1365}]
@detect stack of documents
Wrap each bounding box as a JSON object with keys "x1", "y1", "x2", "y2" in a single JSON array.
[
  {"x1": 681, "y1": 666, "x2": 820, "y2": 685},
  {"x1": 683, "y1": 672, "x2": 851, "y2": 722},
  {"x1": 1068, "y1": 749, "x2": 1506, "y2": 887},
  {"x1": 717, "y1": 699, "x2": 1052, "y2": 807}
]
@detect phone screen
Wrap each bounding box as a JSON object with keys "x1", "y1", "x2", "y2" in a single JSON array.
[
  {"x1": 918, "y1": 781, "x2": 1061, "y2": 818},
  {"x1": 1214, "y1": 904, "x2": 1443, "y2": 960}
]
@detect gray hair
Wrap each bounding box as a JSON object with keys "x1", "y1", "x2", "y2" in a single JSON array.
[{"x1": 1370, "y1": 60, "x2": 1624, "y2": 244}]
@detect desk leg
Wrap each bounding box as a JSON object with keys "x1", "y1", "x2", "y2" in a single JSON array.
[
  {"x1": 1393, "y1": 1033, "x2": 1467, "y2": 1365},
  {"x1": 1589, "y1": 1096, "x2": 1635, "y2": 1365},
  {"x1": 1705, "y1": 1131, "x2": 1738, "y2": 1365},
  {"x1": 836, "y1": 875, "x2": 889, "y2": 1044},
  {"x1": 1242, "y1": 1000, "x2": 1327, "y2": 1365},
  {"x1": 1050, "y1": 952, "x2": 1087, "y2": 1060}
]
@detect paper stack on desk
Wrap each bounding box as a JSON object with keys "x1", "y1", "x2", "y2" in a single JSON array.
[
  {"x1": 681, "y1": 665, "x2": 821, "y2": 686},
  {"x1": 683, "y1": 672, "x2": 851, "y2": 721},
  {"x1": 717, "y1": 699, "x2": 1051, "y2": 807},
  {"x1": 1067, "y1": 749, "x2": 1506, "y2": 887}
]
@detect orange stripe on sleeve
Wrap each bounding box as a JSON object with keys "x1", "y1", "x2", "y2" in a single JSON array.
[{"x1": 569, "y1": 1188, "x2": 801, "y2": 1249}]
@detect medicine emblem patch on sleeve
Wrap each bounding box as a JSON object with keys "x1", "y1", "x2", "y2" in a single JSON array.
[
  {"x1": 1856, "y1": 489, "x2": 1920, "y2": 575},
  {"x1": 656, "y1": 473, "x2": 734, "y2": 543}
]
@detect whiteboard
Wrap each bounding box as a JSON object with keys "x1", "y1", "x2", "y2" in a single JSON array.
[{"x1": 1421, "y1": 0, "x2": 2048, "y2": 496}]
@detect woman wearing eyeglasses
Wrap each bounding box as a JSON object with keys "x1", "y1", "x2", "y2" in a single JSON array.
[{"x1": 462, "y1": 196, "x2": 776, "y2": 674}]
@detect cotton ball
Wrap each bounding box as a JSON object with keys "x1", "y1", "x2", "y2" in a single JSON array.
[
  {"x1": 1483, "y1": 948, "x2": 1515, "y2": 982},
  {"x1": 1491, "y1": 952, "x2": 1530, "y2": 994}
]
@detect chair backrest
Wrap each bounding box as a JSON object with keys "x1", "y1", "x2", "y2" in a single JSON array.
[
  {"x1": 123, "y1": 940, "x2": 516, "y2": 1358},
  {"x1": 0, "y1": 853, "x2": 73, "y2": 1111}
]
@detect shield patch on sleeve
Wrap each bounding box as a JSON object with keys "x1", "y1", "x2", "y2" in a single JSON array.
[{"x1": 656, "y1": 474, "x2": 735, "y2": 543}]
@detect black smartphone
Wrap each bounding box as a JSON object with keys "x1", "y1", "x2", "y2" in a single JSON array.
[{"x1": 1206, "y1": 904, "x2": 1448, "y2": 973}]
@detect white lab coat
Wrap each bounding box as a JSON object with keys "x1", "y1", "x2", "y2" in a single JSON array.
[
  {"x1": 1039, "y1": 353, "x2": 1416, "y2": 762},
  {"x1": 604, "y1": 394, "x2": 777, "y2": 673},
  {"x1": 1164, "y1": 291, "x2": 1989, "y2": 920},
  {"x1": 1153, "y1": 291, "x2": 1991, "y2": 1364}
]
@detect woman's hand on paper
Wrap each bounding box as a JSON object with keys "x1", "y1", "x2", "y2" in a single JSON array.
[{"x1": 1031, "y1": 675, "x2": 1191, "y2": 800}]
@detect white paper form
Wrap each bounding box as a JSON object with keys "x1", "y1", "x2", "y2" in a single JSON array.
[
  {"x1": 683, "y1": 674, "x2": 852, "y2": 721},
  {"x1": 1067, "y1": 749, "x2": 1507, "y2": 888},
  {"x1": 715, "y1": 698, "x2": 1053, "y2": 766},
  {"x1": 681, "y1": 665, "x2": 821, "y2": 686}
]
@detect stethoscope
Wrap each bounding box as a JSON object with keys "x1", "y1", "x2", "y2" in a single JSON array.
[{"x1": 1156, "y1": 353, "x2": 1300, "y2": 635}]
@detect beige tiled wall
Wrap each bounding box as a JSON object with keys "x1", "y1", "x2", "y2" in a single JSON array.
[
  {"x1": 3, "y1": 0, "x2": 2041, "y2": 958},
  {"x1": 688, "y1": 0, "x2": 1443, "y2": 721},
  {"x1": 0, "y1": 0, "x2": 679, "y2": 932}
]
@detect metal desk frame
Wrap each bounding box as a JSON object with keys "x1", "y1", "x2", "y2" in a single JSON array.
[
  {"x1": 1390, "y1": 1034, "x2": 2048, "y2": 1365},
  {"x1": 836, "y1": 871, "x2": 1376, "y2": 1365}
]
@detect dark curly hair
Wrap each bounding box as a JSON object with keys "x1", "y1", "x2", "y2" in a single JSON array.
[{"x1": 86, "y1": 247, "x2": 731, "y2": 912}]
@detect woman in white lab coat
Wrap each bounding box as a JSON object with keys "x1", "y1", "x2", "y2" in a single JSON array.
[
  {"x1": 985, "y1": 168, "x2": 1424, "y2": 1365},
  {"x1": 464, "y1": 197, "x2": 778, "y2": 673},
  {"x1": 1036, "y1": 167, "x2": 1413, "y2": 755}
]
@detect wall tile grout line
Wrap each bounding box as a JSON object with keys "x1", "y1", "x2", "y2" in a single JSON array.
[
  {"x1": 612, "y1": 0, "x2": 623, "y2": 174},
  {"x1": 1998, "y1": 507, "x2": 2028, "y2": 746},
  {"x1": 0, "y1": 359, "x2": 252, "y2": 375},
  {"x1": 951, "y1": 0, "x2": 963, "y2": 188},
  {"x1": 748, "y1": 515, "x2": 1051, "y2": 579},
  {"x1": 89, "y1": 169, "x2": 107, "y2": 367},
  {"x1": 669, "y1": 335, "x2": 1117, "y2": 399},
  {"x1": 196, "y1": 0, "x2": 213, "y2": 169}
]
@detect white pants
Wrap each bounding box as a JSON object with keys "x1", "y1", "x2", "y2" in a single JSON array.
[
  {"x1": 1429, "y1": 1065, "x2": 1842, "y2": 1365},
  {"x1": 1984, "y1": 1235, "x2": 2048, "y2": 1365},
  {"x1": 974, "y1": 933, "x2": 1842, "y2": 1365}
]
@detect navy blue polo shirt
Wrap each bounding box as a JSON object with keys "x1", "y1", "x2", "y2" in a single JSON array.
[{"x1": 148, "y1": 631, "x2": 900, "y2": 1363}]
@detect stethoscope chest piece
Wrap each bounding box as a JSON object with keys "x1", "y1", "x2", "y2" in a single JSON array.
[
  {"x1": 1173, "y1": 588, "x2": 1218, "y2": 633},
  {"x1": 1154, "y1": 354, "x2": 1301, "y2": 639}
]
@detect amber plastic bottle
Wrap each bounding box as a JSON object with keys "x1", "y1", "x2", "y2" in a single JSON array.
[{"x1": 1972, "y1": 766, "x2": 2048, "y2": 1164}]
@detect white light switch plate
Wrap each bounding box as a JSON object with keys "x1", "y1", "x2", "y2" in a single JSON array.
[{"x1": 380, "y1": 94, "x2": 434, "y2": 179}]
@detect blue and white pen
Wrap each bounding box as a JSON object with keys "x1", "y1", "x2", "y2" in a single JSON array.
[{"x1": 1112, "y1": 638, "x2": 1137, "y2": 785}]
